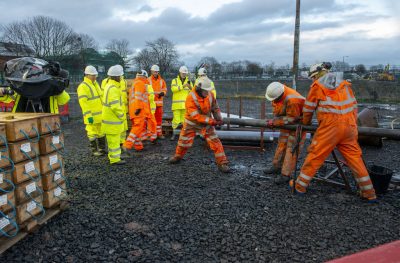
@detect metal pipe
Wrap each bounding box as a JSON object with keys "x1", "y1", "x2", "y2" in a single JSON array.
[{"x1": 223, "y1": 117, "x2": 400, "y2": 140}]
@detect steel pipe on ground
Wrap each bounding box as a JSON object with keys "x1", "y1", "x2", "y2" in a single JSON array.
[{"x1": 223, "y1": 117, "x2": 400, "y2": 140}]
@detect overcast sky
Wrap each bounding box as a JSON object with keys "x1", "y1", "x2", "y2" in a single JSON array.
[{"x1": 0, "y1": 0, "x2": 399, "y2": 67}]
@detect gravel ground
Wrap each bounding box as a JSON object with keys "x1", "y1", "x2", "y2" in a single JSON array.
[{"x1": 1, "y1": 120, "x2": 399, "y2": 262}]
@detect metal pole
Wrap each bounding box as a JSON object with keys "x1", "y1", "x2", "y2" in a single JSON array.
[
  {"x1": 227, "y1": 97, "x2": 231, "y2": 130},
  {"x1": 292, "y1": 0, "x2": 301, "y2": 90},
  {"x1": 260, "y1": 100, "x2": 266, "y2": 151},
  {"x1": 223, "y1": 117, "x2": 400, "y2": 140}
]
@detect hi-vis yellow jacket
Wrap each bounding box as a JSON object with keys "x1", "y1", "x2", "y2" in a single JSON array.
[
  {"x1": 77, "y1": 77, "x2": 103, "y2": 124},
  {"x1": 102, "y1": 76, "x2": 128, "y2": 113},
  {"x1": 101, "y1": 79, "x2": 126, "y2": 134},
  {"x1": 170, "y1": 76, "x2": 192, "y2": 110}
]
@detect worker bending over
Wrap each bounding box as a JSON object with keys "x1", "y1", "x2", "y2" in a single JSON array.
[
  {"x1": 169, "y1": 76, "x2": 230, "y2": 173},
  {"x1": 290, "y1": 62, "x2": 377, "y2": 203},
  {"x1": 263, "y1": 82, "x2": 306, "y2": 184}
]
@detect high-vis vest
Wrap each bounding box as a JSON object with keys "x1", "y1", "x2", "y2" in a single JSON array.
[
  {"x1": 77, "y1": 77, "x2": 103, "y2": 124},
  {"x1": 171, "y1": 76, "x2": 191, "y2": 110},
  {"x1": 272, "y1": 86, "x2": 305, "y2": 126},
  {"x1": 184, "y1": 89, "x2": 221, "y2": 127},
  {"x1": 148, "y1": 75, "x2": 167, "y2": 107},
  {"x1": 101, "y1": 79, "x2": 126, "y2": 134},
  {"x1": 0, "y1": 92, "x2": 16, "y2": 112},
  {"x1": 129, "y1": 77, "x2": 151, "y2": 118},
  {"x1": 102, "y1": 77, "x2": 128, "y2": 113},
  {"x1": 11, "y1": 91, "x2": 70, "y2": 114},
  {"x1": 302, "y1": 78, "x2": 357, "y2": 125},
  {"x1": 147, "y1": 85, "x2": 156, "y2": 114}
]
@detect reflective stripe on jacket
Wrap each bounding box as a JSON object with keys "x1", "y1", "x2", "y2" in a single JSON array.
[
  {"x1": 129, "y1": 77, "x2": 152, "y2": 118},
  {"x1": 148, "y1": 75, "x2": 167, "y2": 106},
  {"x1": 272, "y1": 86, "x2": 305, "y2": 126},
  {"x1": 184, "y1": 89, "x2": 221, "y2": 127},
  {"x1": 77, "y1": 77, "x2": 103, "y2": 124},
  {"x1": 101, "y1": 79, "x2": 125, "y2": 134},
  {"x1": 171, "y1": 76, "x2": 191, "y2": 110},
  {"x1": 303, "y1": 76, "x2": 357, "y2": 126}
]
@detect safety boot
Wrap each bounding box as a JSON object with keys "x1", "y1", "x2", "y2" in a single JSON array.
[
  {"x1": 158, "y1": 134, "x2": 165, "y2": 140},
  {"x1": 90, "y1": 140, "x2": 103, "y2": 156},
  {"x1": 111, "y1": 159, "x2": 126, "y2": 165},
  {"x1": 97, "y1": 137, "x2": 107, "y2": 154},
  {"x1": 274, "y1": 174, "x2": 290, "y2": 185},
  {"x1": 218, "y1": 164, "x2": 231, "y2": 173},
  {"x1": 169, "y1": 156, "x2": 182, "y2": 164},
  {"x1": 170, "y1": 133, "x2": 176, "y2": 141},
  {"x1": 289, "y1": 179, "x2": 305, "y2": 196},
  {"x1": 263, "y1": 166, "x2": 280, "y2": 175},
  {"x1": 121, "y1": 146, "x2": 133, "y2": 159}
]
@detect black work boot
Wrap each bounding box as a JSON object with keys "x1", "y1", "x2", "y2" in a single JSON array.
[
  {"x1": 263, "y1": 166, "x2": 280, "y2": 175},
  {"x1": 98, "y1": 137, "x2": 107, "y2": 154},
  {"x1": 218, "y1": 164, "x2": 231, "y2": 173},
  {"x1": 274, "y1": 175, "x2": 291, "y2": 185},
  {"x1": 90, "y1": 140, "x2": 103, "y2": 157},
  {"x1": 169, "y1": 156, "x2": 182, "y2": 164}
]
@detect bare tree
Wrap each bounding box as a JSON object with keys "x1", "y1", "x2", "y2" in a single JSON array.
[
  {"x1": 106, "y1": 39, "x2": 131, "y2": 61},
  {"x1": 132, "y1": 48, "x2": 154, "y2": 73},
  {"x1": 145, "y1": 37, "x2": 179, "y2": 75},
  {"x1": 1, "y1": 16, "x2": 78, "y2": 58},
  {"x1": 197, "y1": 56, "x2": 222, "y2": 77},
  {"x1": 74, "y1": 33, "x2": 98, "y2": 51}
]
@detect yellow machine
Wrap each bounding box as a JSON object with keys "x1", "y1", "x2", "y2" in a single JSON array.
[{"x1": 377, "y1": 64, "x2": 395, "y2": 81}]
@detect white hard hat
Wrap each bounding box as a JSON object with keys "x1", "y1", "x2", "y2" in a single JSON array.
[
  {"x1": 179, "y1": 66, "x2": 189, "y2": 74},
  {"x1": 84, "y1": 65, "x2": 98, "y2": 75},
  {"x1": 265, "y1": 82, "x2": 285, "y2": 101},
  {"x1": 137, "y1": 69, "x2": 148, "y2": 78},
  {"x1": 197, "y1": 76, "x2": 213, "y2": 91},
  {"x1": 115, "y1": 64, "x2": 124, "y2": 74},
  {"x1": 309, "y1": 62, "x2": 332, "y2": 78},
  {"x1": 107, "y1": 65, "x2": 123, "y2": 77},
  {"x1": 151, "y1": 65, "x2": 160, "y2": 72},
  {"x1": 198, "y1": 68, "x2": 207, "y2": 76}
]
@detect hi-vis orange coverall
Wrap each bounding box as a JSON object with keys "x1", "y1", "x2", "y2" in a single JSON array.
[
  {"x1": 174, "y1": 90, "x2": 228, "y2": 165},
  {"x1": 294, "y1": 73, "x2": 376, "y2": 200},
  {"x1": 124, "y1": 77, "x2": 153, "y2": 151},
  {"x1": 148, "y1": 75, "x2": 167, "y2": 137},
  {"x1": 271, "y1": 86, "x2": 306, "y2": 177}
]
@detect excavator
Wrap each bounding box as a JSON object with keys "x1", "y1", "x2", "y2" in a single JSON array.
[{"x1": 377, "y1": 64, "x2": 395, "y2": 81}]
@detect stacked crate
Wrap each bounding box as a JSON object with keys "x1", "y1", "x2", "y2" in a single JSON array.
[
  {"x1": 0, "y1": 113, "x2": 67, "y2": 247},
  {"x1": 36, "y1": 113, "x2": 67, "y2": 208},
  {"x1": 0, "y1": 114, "x2": 44, "y2": 232},
  {"x1": 0, "y1": 123, "x2": 19, "y2": 239}
]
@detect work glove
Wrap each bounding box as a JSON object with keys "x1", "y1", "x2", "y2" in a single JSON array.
[
  {"x1": 135, "y1": 109, "x2": 141, "y2": 116},
  {"x1": 266, "y1": 119, "x2": 274, "y2": 129},
  {"x1": 210, "y1": 119, "x2": 218, "y2": 126},
  {"x1": 216, "y1": 120, "x2": 224, "y2": 126},
  {"x1": 159, "y1": 92, "x2": 165, "y2": 97},
  {"x1": 87, "y1": 117, "x2": 94, "y2": 124}
]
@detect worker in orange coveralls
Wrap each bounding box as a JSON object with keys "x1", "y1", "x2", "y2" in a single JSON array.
[
  {"x1": 148, "y1": 64, "x2": 167, "y2": 139},
  {"x1": 123, "y1": 70, "x2": 153, "y2": 152},
  {"x1": 263, "y1": 82, "x2": 306, "y2": 185},
  {"x1": 290, "y1": 62, "x2": 377, "y2": 203},
  {"x1": 168, "y1": 76, "x2": 230, "y2": 173}
]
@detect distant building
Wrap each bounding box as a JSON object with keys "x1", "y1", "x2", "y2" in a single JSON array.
[{"x1": 0, "y1": 42, "x2": 34, "y2": 71}]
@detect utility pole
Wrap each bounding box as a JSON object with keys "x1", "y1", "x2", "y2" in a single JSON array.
[{"x1": 292, "y1": 0, "x2": 301, "y2": 90}]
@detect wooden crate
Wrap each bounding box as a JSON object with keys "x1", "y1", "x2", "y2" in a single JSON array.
[
  {"x1": 0, "y1": 146, "x2": 12, "y2": 168},
  {"x1": 42, "y1": 168, "x2": 65, "y2": 191},
  {"x1": 11, "y1": 159, "x2": 41, "y2": 185},
  {"x1": 0, "y1": 191, "x2": 15, "y2": 214},
  {"x1": 0, "y1": 171, "x2": 14, "y2": 191},
  {"x1": 14, "y1": 179, "x2": 43, "y2": 205},
  {"x1": 39, "y1": 133, "x2": 64, "y2": 155},
  {"x1": 0, "y1": 212, "x2": 19, "y2": 239},
  {"x1": 9, "y1": 113, "x2": 61, "y2": 135},
  {"x1": 0, "y1": 114, "x2": 39, "y2": 142},
  {"x1": 43, "y1": 183, "x2": 67, "y2": 208},
  {"x1": 39, "y1": 152, "x2": 62, "y2": 175},
  {"x1": 8, "y1": 140, "x2": 39, "y2": 164},
  {"x1": 0, "y1": 124, "x2": 6, "y2": 146},
  {"x1": 16, "y1": 196, "x2": 43, "y2": 224}
]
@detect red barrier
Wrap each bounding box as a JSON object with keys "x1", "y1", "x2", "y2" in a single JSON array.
[{"x1": 327, "y1": 240, "x2": 400, "y2": 263}]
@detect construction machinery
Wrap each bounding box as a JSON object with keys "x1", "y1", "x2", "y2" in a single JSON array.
[{"x1": 377, "y1": 64, "x2": 395, "y2": 81}]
